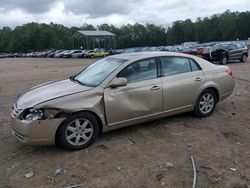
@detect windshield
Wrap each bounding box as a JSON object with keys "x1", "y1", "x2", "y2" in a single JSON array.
[
  {"x1": 74, "y1": 58, "x2": 127, "y2": 86},
  {"x1": 213, "y1": 43, "x2": 230, "y2": 50}
]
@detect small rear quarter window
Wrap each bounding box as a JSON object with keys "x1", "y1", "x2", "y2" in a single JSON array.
[{"x1": 189, "y1": 58, "x2": 201, "y2": 71}]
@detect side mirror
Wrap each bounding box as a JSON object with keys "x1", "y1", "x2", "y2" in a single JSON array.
[{"x1": 109, "y1": 77, "x2": 127, "y2": 88}]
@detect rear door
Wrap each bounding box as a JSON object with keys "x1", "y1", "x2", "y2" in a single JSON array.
[
  {"x1": 228, "y1": 43, "x2": 241, "y2": 60},
  {"x1": 160, "y1": 56, "x2": 205, "y2": 112},
  {"x1": 104, "y1": 58, "x2": 163, "y2": 125}
]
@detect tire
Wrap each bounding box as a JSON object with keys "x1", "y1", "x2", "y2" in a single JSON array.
[
  {"x1": 193, "y1": 89, "x2": 217, "y2": 118},
  {"x1": 220, "y1": 56, "x2": 228, "y2": 65},
  {"x1": 240, "y1": 54, "x2": 247, "y2": 63},
  {"x1": 56, "y1": 112, "x2": 99, "y2": 150}
]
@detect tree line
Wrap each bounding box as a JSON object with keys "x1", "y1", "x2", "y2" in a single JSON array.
[{"x1": 0, "y1": 10, "x2": 250, "y2": 52}]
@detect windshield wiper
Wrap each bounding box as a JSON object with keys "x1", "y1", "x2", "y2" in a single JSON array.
[{"x1": 70, "y1": 76, "x2": 84, "y2": 86}]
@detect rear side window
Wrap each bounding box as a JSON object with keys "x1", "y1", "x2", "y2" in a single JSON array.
[
  {"x1": 117, "y1": 58, "x2": 157, "y2": 83},
  {"x1": 160, "y1": 57, "x2": 201, "y2": 76},
  {"x1": 235, "y1": 42, "x2": 245, "y2": 49},
  {"x1": 160, "y1": 57, "x2": 191, "y2": 76},
  {"x1": 190, "y1": 58, "x2": 201, "y2": 71}
]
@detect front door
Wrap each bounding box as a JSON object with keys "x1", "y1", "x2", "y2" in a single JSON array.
[{"x1": 104, "y1": 58, "x2": 163, "y2": 125}]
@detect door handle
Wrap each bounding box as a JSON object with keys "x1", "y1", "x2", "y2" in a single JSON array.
[
  {"x1": 194, "y1": 77, "x2": 202, "y2": 82},
  {"x1": 151, "y1": 85, "x2": 161, "y2": 90}
]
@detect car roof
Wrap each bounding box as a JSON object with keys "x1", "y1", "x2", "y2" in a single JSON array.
[
  {"x1": 109, "y1": 51, "x2": 216, "y2": 70},
  {"x1": 111, "y1": 51, "x2": 198, "y2": 61}
]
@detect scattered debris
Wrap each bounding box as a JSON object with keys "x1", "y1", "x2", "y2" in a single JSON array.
[
  {"x1": 64, "y1": 183, "x2": 85, "y2": 188},
  {"x1": 128, "y1": 138, "x2": 136, "y2": 145},
  {"x1": 229, "y1": 168, "x2": 237, "y2": 172},
  {"x1": 48, "y1": 168, "x2": 66, "y2": 181},
  {"x1": 233, "y1": 160, "x2": 238, "y2": 164},
  {"x1": 24, "y1": 171, "x2": 34, "y2": 179},
  {"x1": 159, "y1": 161, "x2": 174, "y2": 171},
  {"x1": 191, "y1": 156, "x2": 197, "y2": 188},
  {"x1": 116, "y1": 166, "x2": 123, "y2": 171},
  {"x1": 200, "y1": 165, "x2": 212, "y2": 170},
  {"x1": 55, "y1": 168, "x2": 66, "y2": 177},
  {"x1": 116, "y1": 166, "x2": 125, "y2": 174},
  {"x1": 211, "y1": 177, "x2": 222, "y2": 183}
]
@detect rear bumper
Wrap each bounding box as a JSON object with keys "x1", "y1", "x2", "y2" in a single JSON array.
[
  {"x1": 11, "y1": 116, "x2": 65, "y2": 145},
  {"x1": 220, "y1": 90, "x2": 234, "y2": 101}
]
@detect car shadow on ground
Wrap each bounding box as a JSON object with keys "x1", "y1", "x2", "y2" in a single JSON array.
[{"x1": 18, "y1": 112, "x2": 198, "y2": 154}]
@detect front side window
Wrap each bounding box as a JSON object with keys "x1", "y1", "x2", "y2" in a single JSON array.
[
  {"x1": 74, "y1": 58, "x2": 127, "y2": 86},
  {"x1": 117, "y1": 58, "x2": 157, "y2": 83},
  {"x1": 160, "y1": 57, "x2": 192, "y2": 76}
]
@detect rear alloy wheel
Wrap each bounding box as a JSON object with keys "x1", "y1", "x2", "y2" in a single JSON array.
[
  {"x1": 56, "y1": 112, "x2": 99, "y2": 150},
  {"x1": 241, "y1": 54, "x2": 247, "y2": 63},
  {"x1": 193, "y1": 89, "x2": 217, "y2": 118},
  {"x1": 220, "y1": 56, "x2": 228, "y2": 65}
]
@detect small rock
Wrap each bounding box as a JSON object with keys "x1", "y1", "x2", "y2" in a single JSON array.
[
  {"x1": 232, "y1": 112, "x2": 236, "y2": 115},
  {"x1": 233, "y1": 160, "x2": 238, "y2": 164},
  {"x1": 229, "y1": 168, "x2": 237, "y2": 172},
  {"x1": 24, "y1": 171, "x2": 34, "y2": 179},
  {"x1": 155, "y1": 173, "x2": 163, "y2": 181},
  {"x1": 116, "y1": 166, "x2": 123, "y2": 172},
  {"x1": 159, "y1": 162, "x2": 174, "y2": 171},
  {"x1": 128, "y1": 138, "x2": 136, "y2": 145},
  {"x1": 54, "y1": 168, "x2": 66, "y2": 177},
  {"x1": 211, "y1": 177, "x2": 222, "y2": 183}
]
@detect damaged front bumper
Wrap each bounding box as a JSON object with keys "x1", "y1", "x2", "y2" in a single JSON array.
[{"x1": 11, "y1": 116, "x2": 65, "y2": 145}]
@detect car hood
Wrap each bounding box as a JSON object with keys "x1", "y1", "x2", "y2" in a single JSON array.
[{"x1": 17, "y1": 79, "x2": 92, "y2": 109}]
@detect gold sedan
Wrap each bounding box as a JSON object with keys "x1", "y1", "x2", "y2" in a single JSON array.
[{"x1": 11, "y1": 52, "x2": 235, "y2": 150}]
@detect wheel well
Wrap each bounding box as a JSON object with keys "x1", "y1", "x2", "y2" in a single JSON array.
[
  {"x1": 243, "y1": 52, "x2": 248, "y2": 57},
  {"x1": 205, "y1": 87, "x2": 219, "y2": 102},
  {"x1": 55, "y1": 110, "x2": 103, "y2": 144}
]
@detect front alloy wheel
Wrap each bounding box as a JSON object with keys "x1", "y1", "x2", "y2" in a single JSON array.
[
  {"x1": 220, "y1": 56, "x2": 228, "y2": 65},
  {"x1": 241, "y1": 54, "x2": 247, "y2": 63},
  {"x1": 65, "y1": 118, "x2": 94, "y2": 146},
  {"x1": 193, "y1": 89, "x2": 217, "y2": 118},
  {"x1": 56, "y1": 112, "x2": 99, "y2": 150}
]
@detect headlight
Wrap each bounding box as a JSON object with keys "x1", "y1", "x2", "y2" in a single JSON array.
[{"x1": 22, "y1": 108, "x2": 44, "y2": 120}]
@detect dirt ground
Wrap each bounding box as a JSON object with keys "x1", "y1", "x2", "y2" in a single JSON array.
[{"x1": 0, "y1": 56, "x2": 250, "y2": 188}]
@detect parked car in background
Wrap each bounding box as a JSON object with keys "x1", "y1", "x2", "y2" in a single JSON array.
[
  {"x1": 85, "y1": 49, "x2": 109, "y2": 58},
  {"x1": 54, "y1": 50, "x2": 69, "y2": 58},
  {"x1": 0, "y1": 53, "x2": 7, "y2": 58},
  {"x1": 62, "y1": 50, "x2": 85, "y2": 58},
  {"x1": 71, "y1": 50, "x2": 86, "y2": 58},
  {"x1": 46, "y1": 50, "x2": 62, "y2": 57},
  {"x1": 202, "y1": 41, "x2": 248, "y2": 64},
  {"x1": 11, "y1": 52, "x2": 234, "y2": 150}
]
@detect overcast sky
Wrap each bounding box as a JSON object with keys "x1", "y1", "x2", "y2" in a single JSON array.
[{"x1": 0, "y1": 0, "x2": 249, "y2": 28}]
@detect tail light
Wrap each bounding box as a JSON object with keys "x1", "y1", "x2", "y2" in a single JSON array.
[
  {"x1": 226, "y1": 68, "x2": 233, "y2": 77},
  {"x1": 202, "y1": 50, "x2": 208, "y2": 54}
]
